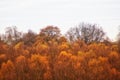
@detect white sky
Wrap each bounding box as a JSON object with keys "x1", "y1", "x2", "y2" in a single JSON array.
[{"x1": 0, "y1": 0, "x2": 120, "y2": 41}]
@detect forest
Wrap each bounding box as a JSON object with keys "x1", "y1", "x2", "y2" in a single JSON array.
[{"x1": 0, "y1": 23, "x2": 120, "y2": 80}]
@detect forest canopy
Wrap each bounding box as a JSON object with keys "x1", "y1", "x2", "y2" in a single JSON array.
[{"x1": 0, "y1": 23, "x2": 120, "y2": 80}]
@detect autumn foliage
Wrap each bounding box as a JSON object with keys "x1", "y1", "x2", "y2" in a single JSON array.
[{"x1": 0, "y1": 25, "x2": 120, "y2": 80}]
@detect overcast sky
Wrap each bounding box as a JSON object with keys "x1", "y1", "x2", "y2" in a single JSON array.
[{"x1": 0, "y1": 0, "x2": 120, "y2": 40}]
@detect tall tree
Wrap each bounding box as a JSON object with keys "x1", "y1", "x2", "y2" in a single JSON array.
[
  {"x1": 4, "y1": 26, "x2": 21, "y2": 45},
  {"x1": 22, "y1": 30, "x2": 37, "y2": 46},
  {"x1": 39, "y1": 26, "x2": 61, "y2": 42},
  {"x1": 66, "y1": 23, "x2": 105, "y2": 44}
]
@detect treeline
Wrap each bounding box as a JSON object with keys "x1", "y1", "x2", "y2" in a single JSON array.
[{"x1": 0, "y1": 23, "x2": 120, "y2": 80}]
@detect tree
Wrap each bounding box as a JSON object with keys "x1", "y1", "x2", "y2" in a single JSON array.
[
  {"x1": 15, "y1": 55, "x2": 29, "y2": 80},
  {"x1": 22, "y1": 30, "x2": 37, "y2": 46},
  {"x1": 66, "y1": 23, "x2": 105, "y2": 44},
  {"x1": 58, "y1": 36, "x2": 67, "y2": 44},
  {"x1": 117, "y1": 26, "x2": 120, "y2": 53},
  {"x1": 39, "y1": 26, "x2": 61, "y2": 42},
  {"x1": 29, "y1": 54, "x2": 50, "y2": 80},
  {"x1": 0, "y1": 60, "x2": 16, "y2": 80},
  {"x1": 3, "y1": 26, "x2": 21, "y2": 45}
]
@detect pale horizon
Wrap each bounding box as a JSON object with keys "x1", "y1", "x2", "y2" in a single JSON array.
[{"x1": 0, "y1": 0, "x2": 120, "y2": 41}]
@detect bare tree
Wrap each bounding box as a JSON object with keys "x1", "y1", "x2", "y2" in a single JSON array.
[
  {"x1": 66, "y1": 23, "x2": 105, "y2": 44},
  {"x1": 4, "y1": 26, "x2": 22, "y2": 45}
]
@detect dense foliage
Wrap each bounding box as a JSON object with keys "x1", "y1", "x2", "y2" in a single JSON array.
[{"x1": 0, "y1": 25, "x2": 120, "y2": 80}]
